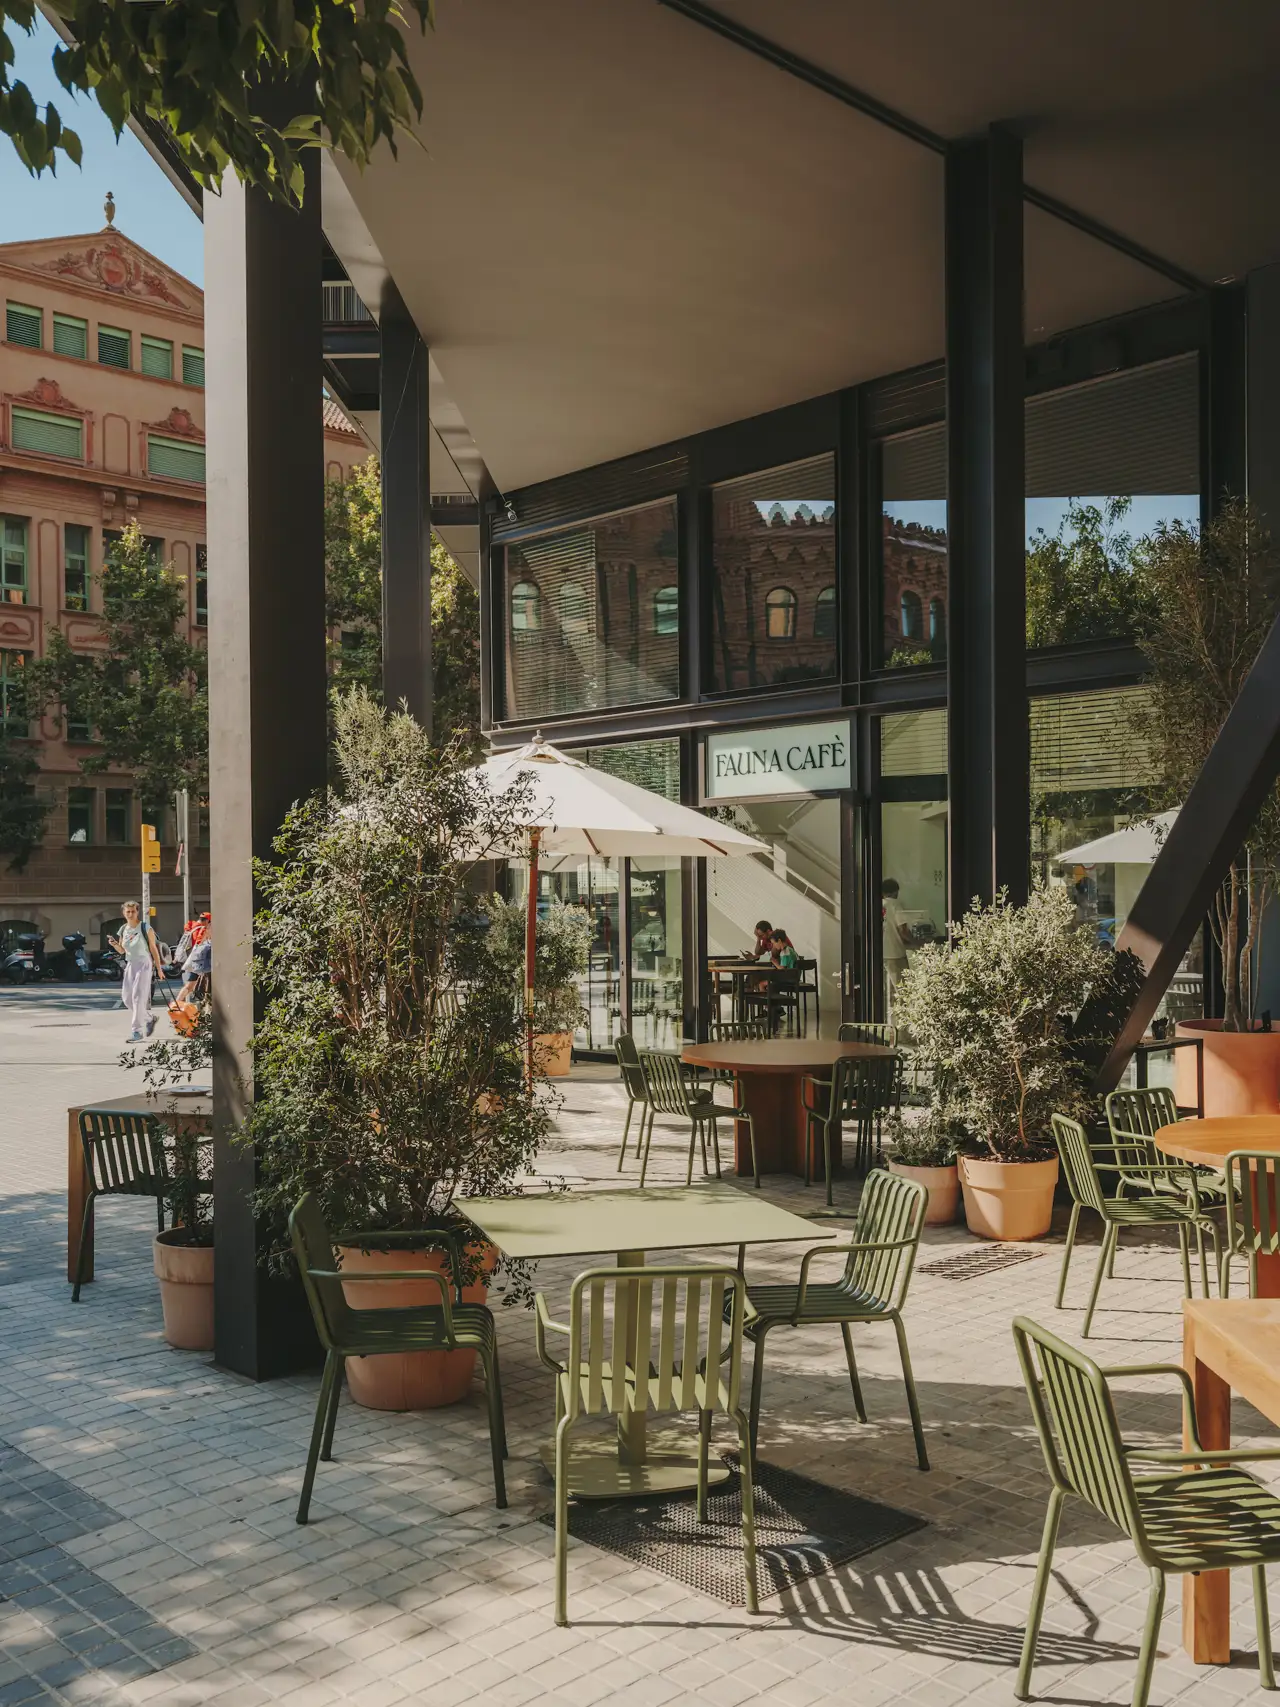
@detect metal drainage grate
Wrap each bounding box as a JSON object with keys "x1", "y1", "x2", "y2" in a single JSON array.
[
  {"x1": 918, "y1": 1246, "x2": 1046, "y2": 1281},
  {"x1": 541, "y1": 1452, "x2": 925, "y2": 1605}
]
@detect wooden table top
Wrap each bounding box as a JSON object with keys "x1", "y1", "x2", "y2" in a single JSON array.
[
  {"x1": 1156, "y1": 1115, "x2": 1280, "y2": 1168},
  {"x1": 1184, "y1": 1298, "x2": 1280, "y2": 1426},
  {"x1": 682, "y1": 1038, "x2": 892, "y2": 1075},
  {"x1": 707, "y1": 960, "x2": 788, "y2": 976}
]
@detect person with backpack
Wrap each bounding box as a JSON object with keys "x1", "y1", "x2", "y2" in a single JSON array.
[{"x1": 109, "y1": 900, "x2": 165, "y2": 1042}]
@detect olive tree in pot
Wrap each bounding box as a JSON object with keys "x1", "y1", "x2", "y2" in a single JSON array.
[
  {"x1": 487, "y1": 894, "x2": 590, "y2": 1077},
  {"x1": 1130, "y1": 500, "x2": 1280, "y2": 1112},
  {"x1": 242, "y1": 690, "x2": 553, "y2": 1411},
  {"x1": 894, "y1": 882, "x2": 1128, "y2": 1241}
]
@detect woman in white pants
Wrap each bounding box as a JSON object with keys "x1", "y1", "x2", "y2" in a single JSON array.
[{"x1": 110, "y1": 901, "x2": 164, "y2": 1042}]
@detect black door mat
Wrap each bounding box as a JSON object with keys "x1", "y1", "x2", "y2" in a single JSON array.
[
  {"x1": 541, "y1": 1452, "x2": 926, "y2": 1605},
  {"x1": 918, "y1": 1246, "x2": 1046, "y2": 1280}
]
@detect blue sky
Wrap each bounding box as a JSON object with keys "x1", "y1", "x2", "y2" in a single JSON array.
[
  {"x1": 1, "y1": 14, "x2": 203, "y2": 284},
  {"x1": 887, "y1": 495, "x2": 1201, "y2": 546}
]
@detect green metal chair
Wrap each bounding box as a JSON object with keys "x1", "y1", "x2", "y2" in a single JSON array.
[
  {"x1": 1013, "y1": 1314, "x2": 1280, "y2": 1706},
  {"x1": 802, "y1": 1051, "x2": 902, "y2": 1204},
  {"x1": 614, "y1": 1032, "x2": 652, "y2": 1171},
  {"x1": 1052, "y1": 1113, "x2": 1219, "y2": 1339},
  {"x1": 535, "y1": 1263, "x2": 758, "y2": 1626},
  {"x1": 708, "y1": 1019, "x2": 770, "y2": 1042},
  {"x1": 1221, "y1": 1150, "x2": 1280, "y2": 1298},
  {"x1": 1105, "y1": 1086, "x2": 1230, "y2": 1210},
  {"x1": 638, "y1": 1049, "x2": 759, "y2": 1189},
  {"x1": 72, "y1": 1110, "x2": 169, "y2": 1302},
  {"x1": 838, "y1": 1021, "x2": 898, "y2": 1048},
  {"x1": 740, "y1": 1168, "x2": 929, "y2": 1469},
  {"x1": 288, "y1": 1193, "x2": 508, "y2": 1522}
]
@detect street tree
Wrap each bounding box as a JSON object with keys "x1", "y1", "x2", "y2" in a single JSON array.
[
  {"x1": 0, "y1": 726, "x2": 50, "y2": 872},
  {"x1": 1026, "y1": 497, "x2": 1156, "y2": 647}
]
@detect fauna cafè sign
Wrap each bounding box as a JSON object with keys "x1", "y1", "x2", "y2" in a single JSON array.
[{"x1": 704, "y1": 720, "x2": 853, "y2": 800}]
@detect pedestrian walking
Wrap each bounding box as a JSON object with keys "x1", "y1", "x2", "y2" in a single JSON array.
[{"x1": 108, "y1": 901, "x2": 164, "y2": 1042}]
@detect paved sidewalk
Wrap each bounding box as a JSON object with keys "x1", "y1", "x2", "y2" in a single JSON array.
[{"x1": 0, "y1": 989, "x2": 1277, "y2": 1706}]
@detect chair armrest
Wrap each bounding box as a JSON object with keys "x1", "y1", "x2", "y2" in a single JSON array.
[
  {"x1": 535, "y1": 1292, "x2": 570, "y2": 1373},
  {"x1": 800, "y1": 1075, "x2": 832, "y2": 1115},
  {"x1": 1126, "y1": 1448, "x2": 1280, "y2": 1465},
  {"x1": 1100, "y1": 1360, "x2": 1203, "y2": 1451},
  {"x1": 307, "y1": 1265, "x2": 456, "y2": 1342},
  {"x1": 794, "y1": 1237, "x2": 915, "y2": 1315}
]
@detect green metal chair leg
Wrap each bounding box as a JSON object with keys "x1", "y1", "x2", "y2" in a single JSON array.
[
  {"x1": 1195, "y1": 1222, "x2": 1209, "y2": 1298},
  {"x1": 840, "y1": 1322, "x2": 867, "y2": 1421},
  {"x1": 824, "y1": 1118, "x2": 836, "y2": 1209},
  {"x1": 892, "y1": 1313, "x2": 929, "y2": 1471},
  {"x1": 803, "y1": 1115, "x2": 815, "y2": 1188},
  {"x1": 1251, "y1": 1249, "x2": 1261, "y2": 1299},
  {"x1": 1015, "y1": 1487, "x2": 1064, "y2": 1701},
  {"x1": 1255, "y1": 1563, "x2": 1276, "y2": 1689},
  {"x1": 709, "y1": 1116, "x2": 723, "y2": 1179},
  {"x1": 1177, "y1": 1222, "x2": 1192, "y2": 1298},
  {"x1": 734, "y1": 1408, "x2": 759, "y2": 1615},
  {"x1": 297, "y1": 1350, "x2": 339, "y2": 1524},
  {"x1": 1132, "y1": 1569, "x2": 1166, "y2": 1707},
  {"x1": 1056, "y1": 1202, "x2": 1080, "y2": 1309},
  {"x1": 696, "y1": 1411, "x2": 712, "y2": 1523},
  {"x1": 554, "y1": 1414, "x2": 572, "y2": 1627},
  {"x1": 319, "y1": 1354, "x2": 344, "y2": 1461},
  {"x1": 638, "y1": 1107, "x2": 657, "y2": 1188},
  {"x1": 1221, "y1": 1247, "x2": 1232, "y2": 1299},
  {"x1": 617, "y1": 1100, "x2": 634, "y2": 1171},
  {"x1": 748, "y1": 1330, "x2": 768, "y2": 1454},
  {"x1": 71, "y1": 1194, "x2": 95, "y2": 1303},
  {"x1": 483, "y1": 1347, "x2": 508, "y2": 1509},
  {"x1": 1082, "y1": 1224, "x2": 1116, "y2": 1338}
]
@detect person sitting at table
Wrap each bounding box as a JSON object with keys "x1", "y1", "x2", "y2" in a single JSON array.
[
  {"x1": 749, "y1": 919, "x2": 773, "y2": 960},
  {"x1": 770, "y1": 928, "x2": 798, "y2": 970}
]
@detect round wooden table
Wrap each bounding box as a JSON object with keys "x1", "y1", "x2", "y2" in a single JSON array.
[
  {"x1": 1157, "y1": 1115, "x2": 1280, "y2": 1296},
  {"x1": 681, "y1": 1038, "x2": 892, "y2": 1178}
]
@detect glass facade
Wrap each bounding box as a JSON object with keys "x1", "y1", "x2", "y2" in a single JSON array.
[
  {"x1": 104, "y1": 790, "x2": 132, "y2": 845},
  {"x1": 0, "y1": 650, "x2": 28, "y2": 735},
  {"x1": 709, "y1": 454, "x2": 837, "y2": 692},
  {"x1": 502, "y1": 499, "x2": 679, "y2": 721},
  {"x1": 1, "y1": 518, "x2": 28, "y2": 604},
  {"x1": 67, "y1": 788, "x2": 94, "y2": 844},
  {"x1": 64, "y1": 524, "x2": 90, "y2": 611},
  {"x1": 878, "y1": 427, "x2": 947, "y2": 668},
  {"x1": 879, "y1": 710, "x2": 948, "y2": 1018}
]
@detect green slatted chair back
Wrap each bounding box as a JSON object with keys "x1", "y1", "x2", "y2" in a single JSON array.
[
  {"x1": 1053, "y1": 1113, "x2": 1109, "y2": 1214},
  {"x1": 615, "y1": 1032, "x2": 649, "y2": 1102},
  {"x1": 1225, "y1": 1150, "x2": 1280, "y2": 1261},
  {"x1": 78, "y1": 1111, "x2": 167, "y2": 1199},
  {"x1": 1106, "y1": 1086, "x2": 1178, "y2": 1140},
  {"x1": 708, "y1": 1019, "x2": 770, "y2": 1042},
  {"x1": 562, "y1": 1265, "x2": 747, "y2": 1426},
  {"x1": 844, "y1": 1168, "x2": 926, "y2": 1307},
  {"x1": 1012, "y1": 1316, "x2": 1143, "y2": 1542},
  {"x1": 836, "y1": 1052, "x2": 902, "y2": 1120},
  {"x1": 289, "y1": 1193, "x2": 358, "y2": 1352},
  {"x1": 838, "y1": 1021, "x2": 898, "y2": 1048},
  {"x1": 640, "y1": 1049, "x2": 700, "y2": 1117}
]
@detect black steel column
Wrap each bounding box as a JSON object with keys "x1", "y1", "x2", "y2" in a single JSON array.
[
  {"x1": 380, "y1": 285, "x2": 432, "y2": 728},
  {"x1": 944, "y1": 126, "x2": 1027, "y2": 914},
  {"x1": 206, "y1": 150, "x2": 327, "y2": 1378}
]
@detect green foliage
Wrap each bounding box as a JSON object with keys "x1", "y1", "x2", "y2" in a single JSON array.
[
  {"x1": 26, "y1": 521, "x2": 207, "y2": 813},
  {"x1": 431, "y1": 540, "x2": 481, "y2": 754},
  {"x1": 0, "y1": 727, "x2": 50, "y2": 872},
  {"x1": 486, "y1": 894, "x2": 590, "y2": 1037},
  {"x1": 241, "y1": 689, "x2": 552, "y2": 1272},
  {"x1": 894, "y1": 883, "x2": 1123, "y2": 1161},
  {"x1": 1, "y1": 0, "x2": 433, "y2": 203},
  {"x1": 123, "y1": 998, "x2": 214, "y2": 1240},
  {"x1": 1129, "y1": 499, "x2": 1280, "y2": 1029},
  {"x1": 1026, "y1": 498, "x2": 1157, "y2": 647},
  {"x1": 886, "y1": 1107, "x2": 960, "y2": 1168}
]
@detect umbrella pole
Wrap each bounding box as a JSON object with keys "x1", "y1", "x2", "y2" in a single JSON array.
[{"x1": 525, "y1": 827, "x2": 541, "y2": 1087}]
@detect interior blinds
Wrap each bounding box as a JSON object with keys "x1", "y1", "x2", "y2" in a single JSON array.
[
  {"x1": 1030, "y1": 688, "x2": 1152, "y2": 793},
  {"x1": 881, "y1": 709, "x2": 947, "y2": 776}
]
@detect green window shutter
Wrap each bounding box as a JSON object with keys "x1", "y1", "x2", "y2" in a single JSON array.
[
  {"x1": 140, "y1": 335, "x2": 173, "y2": 379},
  {"x1": 53, "y1": 314, "x2": 88, "y2": 359},
  {"x1": 182, "y1": 346, "x2": 205, "y2": 386},
  {"x1": 6, "y1": 303, "x2": 41, "y2": 348},
  {"x1": 98, "y1": 325, "x2": 130, "y2": 368},
  {"x1": 147, "y1": 435, "x2": 205, "y2": 483},
  {"x1": 11, "y1": 408, "x2": 83, "y2": 460}
]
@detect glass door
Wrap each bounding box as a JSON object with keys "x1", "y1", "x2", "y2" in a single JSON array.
[{"x1": 628, "y1": 858, "x2": 683, "y2": 1049}]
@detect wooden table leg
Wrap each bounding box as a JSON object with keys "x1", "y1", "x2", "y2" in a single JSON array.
[
  {"x1": 733, "y1": 1071, "x2": 792, "y2": 1175},
  {"x1": 1255, "y1": 1252, "x2": 1280, "y2": 1296},
  {"x1": 1183, "y1": 1311, "x2": 1231, "y2": 1663},
  {"x1": 67, "y1": 1109, "x2": 92, "y2": 1285}
]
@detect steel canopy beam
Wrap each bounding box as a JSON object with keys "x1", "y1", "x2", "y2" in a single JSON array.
[{"x1": 379, "y1": 285, "x2": 433, "y2": 728}]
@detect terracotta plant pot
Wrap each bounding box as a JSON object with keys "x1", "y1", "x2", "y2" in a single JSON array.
[
  {"x1": 888, "y1": 1160, "x2": 960, "y2": 1225},
  {"x1": 338, "y1": 1242, "x2": 497, "y2": 1411},
  {"x1": 153, "y1": 1229, "x2": 215, "y2": 1351},
  {"x1": 958, "y1": 1155, "x2": 1059, "y2": 1242},
  {"x1": 1175, "y1": 1018, "x2": 1280, "y2": 1117},
  {"x1": 536, "y1": 1032, "x2": 574, "y2": 1077}
]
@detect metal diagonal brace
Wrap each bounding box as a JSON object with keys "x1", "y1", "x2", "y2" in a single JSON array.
[{"x1": 1093, "y1": 607, "x2": 1280, "y2": 1095}]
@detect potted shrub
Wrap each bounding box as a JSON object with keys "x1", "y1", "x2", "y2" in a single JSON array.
[
  {"x1": 886, "y1": 1109, "x2": 961, "y2": 1226},
  {"x1": 1131, "y1": 500, "x2": 1280, "y2": 1112},
  {"x1": 894, "y1": 883, "x2": 1123, "y2": 1241},
  {"x1": 243, "y1": 691, "x2": 553, "y2": 1411},
  {"x1": 487, "y1": 894, "x2": 590, "y2": 1077}
]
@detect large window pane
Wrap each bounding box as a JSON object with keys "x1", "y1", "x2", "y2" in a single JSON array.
[
  {"x1": 709, "y1": 454, "x2": 837, "y2": 692},
  {"x1": 879, "y1": 709, "x2": 948, "y2": 1019},
  {"x1": 629, "y1": 860, "x2": 683, "y2": 1049},
  {"x1": 502, "y1": 499, "x2": 679, "y2": 720},
  {"x1": 878, "y1": 427, "x2": 947, "y2": 668}
]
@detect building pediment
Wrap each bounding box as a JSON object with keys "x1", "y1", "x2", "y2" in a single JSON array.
[
  {"x1": 145, "y1": 407, "x2": 203, "y2": 442},
  {"x1": 0, "y1": 229, "x2": 200, "y2": 313},
  {"x1": 12, "y1": 377, "x2": 84, "y2": 416}
]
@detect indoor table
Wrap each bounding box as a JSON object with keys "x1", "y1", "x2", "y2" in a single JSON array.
[
  {"x1": 682, "y1": 1037, "x2": 893, "y2": 1178},
  {"x1": 1156, "y1": 1114, "x2": 1280, "y2": 1295},
  {"x1": 707, "y1": 958, "x2": 788, "y2": 1025},
  {"x1": 1181, "y1": 1298, "x2": 1280, "y2": 1664},
  {"x1": 460, "y1": 1183, "x2": 830, "y2": 1497},
  {"x1": 67, "y1": 1088, "x2": 211, "y2": 1285}
]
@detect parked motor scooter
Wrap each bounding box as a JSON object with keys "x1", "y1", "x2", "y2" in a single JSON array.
[
  {"x1": 45, "y1": 931, "x2": 90, "y2": 982},
  {"x1": 1, "y1": 931, "x2": 45, "y2": 984},
  {"x1": 89, "y1": 945, "x2": 124, "y2": 981}
]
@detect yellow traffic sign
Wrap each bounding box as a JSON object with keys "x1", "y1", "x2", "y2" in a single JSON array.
[{"x1": 141, "y1": 823, "x2": 161, "y2": 873}]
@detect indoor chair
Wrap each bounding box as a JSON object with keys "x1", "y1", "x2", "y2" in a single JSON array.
[
  {"x1": 795, "y1": 957, "x2": 820, "y2": 1036},
  {"x1": 1221, "y1": 1149, "x2": 1280, "y2": 1298},
  {"x1": 1013, "y1": 1314, "x2": 1280, "y2": 1706},
  {"x1": 838, "y1": 1020, "x2": 898, "y2": 1048},
  {"x1": 802, "y1": 1051, "x2": 902, "y2": 1204},
  {"x1": 740, "y1": 1168, "x2": 929, "y2": 1469},
  {"x1": 638, "y1": 1049, "x2": 759, "y2": 1188},
  {"x1": 72, "y1": 1110, "x2": 169, "y2": 1302},
  {"x1": 289, "y1": 1194, "x2": 507, "y2": 1522},
  {"x1": 535, "y1": 1263, "x2": 758, "y2": 1625}
]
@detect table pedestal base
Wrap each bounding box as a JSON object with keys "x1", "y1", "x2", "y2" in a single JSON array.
[
  {"x1": 732, "y1": 1071, "x2": 839, "y2": 1179},
  {"x1": 538, "y1": 1428, "x2": 733, "y2": 1499}
]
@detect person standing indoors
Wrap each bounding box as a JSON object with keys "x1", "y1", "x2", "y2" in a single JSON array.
[
  {"x1": 109, "y1": 900, "x2": 165, "y2": 1042},
  {"x1": 881, "y1": 878, "x2": 912, "y2": 1016}
]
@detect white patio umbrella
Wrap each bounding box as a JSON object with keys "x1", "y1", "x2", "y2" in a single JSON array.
[
  {"x1": 469, "y1": 735, "x2": 766, "y2": 1074},
  {"x1": 1055, "y1": 809, "x2": 1179, "y2": 867}
]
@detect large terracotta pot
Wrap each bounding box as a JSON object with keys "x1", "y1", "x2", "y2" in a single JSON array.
[
  {"x1": 888, "y1": 1160, "x2": 960, "y2": 1225},
  {"x1": 536, "y1": 1032, "x2": 574, "y2": 1077},
  {"x1": 958, "y1": 1156, "x2": 1059, "y2": 1242},
  {"x1": 1175, "y1": 1018, "x2": 1280, "y2": 1117},
  {"x1": 153, "y1": 1230, "x2": 215, "y2": 1351},
  {"x1": 337, "y1": 1242, "x2": 496, "y2": 1411}
]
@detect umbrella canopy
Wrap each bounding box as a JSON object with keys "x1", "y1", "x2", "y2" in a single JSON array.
[
  {"x1": 1055, "y1": 809, "x2": 1179, "y2": 867},
  {"x1": 473, "y1": 736, "x2": 767, "y2": 859}
]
